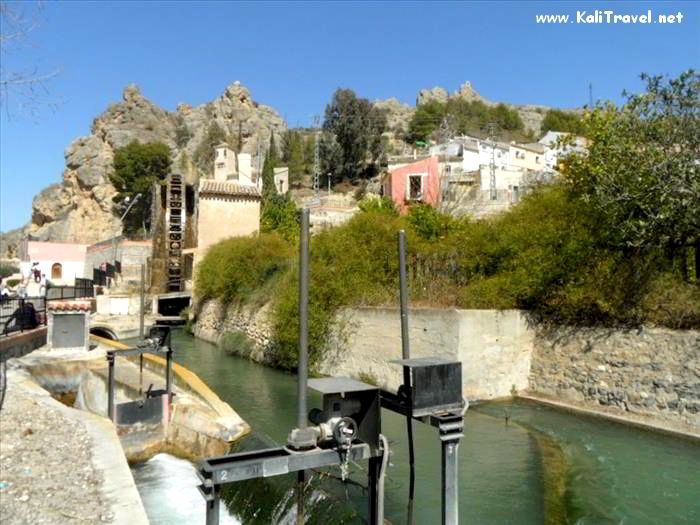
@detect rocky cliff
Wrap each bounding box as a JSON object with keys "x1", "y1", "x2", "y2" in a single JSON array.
[
  {"x1": 1, "y1": 82, "x2": 286, "y2": 257},
  {"x1": 376, "y1": 80, "x2": 577, "y2": 139}
]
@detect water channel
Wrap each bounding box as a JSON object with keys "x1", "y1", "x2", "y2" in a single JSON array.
[{"x1": 132, "y1": 330, "x2": 700, "y2": 524}]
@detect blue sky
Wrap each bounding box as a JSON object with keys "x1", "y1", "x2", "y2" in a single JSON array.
[{"x1": 1, "y1": 0, "x2": 697, "y2": 232}]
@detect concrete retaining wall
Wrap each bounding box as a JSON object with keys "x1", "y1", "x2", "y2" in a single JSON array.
[
  {"x1": 319, "y1": 307, "x2": 533, "y2": 399},
  {"x1": 0, "y1": 327, "x2": 47, "y2": 362},
  {"x1": 194, "y1": 298, "x2": 699, "y2": 432}
]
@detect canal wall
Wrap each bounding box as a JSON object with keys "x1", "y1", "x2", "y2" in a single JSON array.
[
  {"x1": 529, "y1": 326, "x2": 700, "y2": 432},
  {"x1": 195, "y1": 298, "x2": 699, "y2": 432}
]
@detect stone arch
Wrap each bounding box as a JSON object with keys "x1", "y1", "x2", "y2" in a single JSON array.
[{"x1": 90, "y1": 326, "x2": 118, "y2": 341}]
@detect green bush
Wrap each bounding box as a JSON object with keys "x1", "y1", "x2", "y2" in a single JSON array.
[
  {"x1": 195, "y1": 233, "x2": 293, "y2": 305},
  {"x1": 260, "y1": 194, "x2": 300, "y2": 242},
  {"x1": 358, "y1": 196, "x2": 398, "y2": 216},
  {"x1": 5, "y1": 279, "x2": 20, "y2": 288},
  {"x1": 201, "y1": 181, "x2": 698, "y2": 372},
  {"x1": 0, "y1": 264, "x2": 19, "y2": 279}
]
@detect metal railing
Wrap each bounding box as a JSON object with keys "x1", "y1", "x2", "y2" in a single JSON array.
[
  {"x1": 45, "y1": 278, "x2": 94, "y2": 301},
  {"x1": 1, "y1": 296, "x2": 47, "y2": 337}
]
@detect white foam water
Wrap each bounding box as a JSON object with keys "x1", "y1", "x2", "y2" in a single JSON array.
[{"x1": 132, "y1": 453, "x2": 241, "y2": 525}]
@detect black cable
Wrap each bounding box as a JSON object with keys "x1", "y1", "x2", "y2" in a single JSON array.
[{"x1": 406, "y1": 413, "x2": 416, "y2": 525}]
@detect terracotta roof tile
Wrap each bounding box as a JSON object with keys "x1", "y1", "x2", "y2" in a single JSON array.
[
  {"x1": 199, "y1": 179, "x2": 261, "y2": 198},
  {"x1": 48, "y1": 300, "x2": 92, "y2": 312}
]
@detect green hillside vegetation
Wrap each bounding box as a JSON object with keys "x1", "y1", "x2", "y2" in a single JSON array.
[
  {"x1": 195, "y1": 70, "x2": 699, "y2": 371},
  {"x1": 407, "y1": 99, "x2": 529, "y2": 144}
]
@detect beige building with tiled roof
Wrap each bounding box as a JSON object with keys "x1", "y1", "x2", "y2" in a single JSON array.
[{"x1": 195, "y1": 147, "x2": 261, "y2": 261}]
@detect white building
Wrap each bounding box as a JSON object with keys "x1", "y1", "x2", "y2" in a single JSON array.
[
  {"x1": 213, "y1": 144, "x2": 256, "y2": 186},
  {"x1": 538, "y1": 131, "x2": 587, "y2": 169},
  {"x1": 19, "y1": 240, "x2": 87, "y2": 287},
  {"x1": 273, "y1": 167, "x2": 289, "y2": 194}
]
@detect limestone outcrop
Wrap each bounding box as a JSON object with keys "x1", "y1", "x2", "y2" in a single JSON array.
[
  {"x1": 373, "y1": 80, "x2": 578, "y2": 140},
  {"x1": 1, "y1": 82, "x2": 286, "y2": 256}
]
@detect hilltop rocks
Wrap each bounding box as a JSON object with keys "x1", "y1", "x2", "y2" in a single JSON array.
[
  {"x1": 1, "y1": 82, "x2": 286, "y2": 252},
  {"x1": 416, "y1": 86, "x2": 449, "y2": 106},
  {"x1": 373, "y1": 97, "x2": 414, "y2": 134}
]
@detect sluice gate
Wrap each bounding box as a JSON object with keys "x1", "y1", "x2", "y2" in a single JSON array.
[{"x1": 196, "y1": 210, "x2": 467, "y2": 525}]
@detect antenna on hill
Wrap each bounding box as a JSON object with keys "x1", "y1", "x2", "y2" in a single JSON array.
[
  {"x1": 588, "y1": 82, "x2": 594, "y2": 108},
  {"x1": 313, "y1": 115, "x2": 321, "y2": 198}
]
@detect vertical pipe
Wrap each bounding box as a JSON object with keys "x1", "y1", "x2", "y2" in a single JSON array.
[
  {"x1": 205, "y1": 486, "x2": 220, "y2": 525},
  {"x1": 398, "y1": 230, "x2": 415, "y2": 524},
  {"x1": 296, "y1": 208, "x2": 310, "y2": 525},
  {"x1": 107, "y1": 353, "x2": 115, "y2": 421},
  {"x1": 296, "y1": 470, "x2": 305, "y2": 525},
  {"x1": 166, "y1": 349, "x2": 173, "y2": 405},
  {"x1": 297, "y1": 208, "x2": 310, "y2": 429},
  {"x1": 139, "y1": 264, "x2": 145, "y2": 339},
  {"x1": 398, "y1": 230, "x2": 410, "y2": 360},
  {"x1": 441, "y1": 440, "x2": 460, "y2": 525}
]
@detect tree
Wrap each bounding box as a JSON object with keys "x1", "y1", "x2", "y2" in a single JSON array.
[
  {"x1": 260, "y1": 193, "x2": 299, "y2": 242},
  {"x1": 0, "y1": 1, "x2": 60, "y2": 115},
  {"x1": 407, "y1": 100, "x2": 445, "y2": 144},
  {"x1": 561, "y1": 70, "x2": 700, "y2": 278},
  {"x1": 320, "y1": 88, "x2": 387, "y2": 181},
  {"x1": 407, "y1": 99, "x2": 525, "y2": 144},
  {"x1": 541, "y1": 109, "x2": 584, "y2": 134},
  {"x1": 281, "y1": 130, "x2": 306, "y2": 185},
  {"x1": 261, "y1": 133, "x2": 278, "y2": 200},
  {"x1": 110, "y1": 141, "x2": 172, "y2": 238}
]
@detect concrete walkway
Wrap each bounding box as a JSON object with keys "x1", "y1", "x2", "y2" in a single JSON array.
[{"x1": 0, "y1": 370, "x2": 148, "y2": 525}]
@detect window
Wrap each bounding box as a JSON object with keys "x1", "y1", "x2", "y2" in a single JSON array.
[
  {"x1": 223, "y1": 149, "x2": 227, "y2": 157},
  {"x1": 536, "y1": 156, "x2": 540, "y2": 163},
  {"x1": 216, "y1": 162, "x2": 225, "y2": 169},
  {"x1": 51, "y1": 263, "x2": 62, "y2": 280},
  {"x1": 408, "y1": 174, "x2": 423, "y2": 201}
]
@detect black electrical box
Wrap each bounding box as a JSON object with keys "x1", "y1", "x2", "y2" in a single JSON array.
[
  {"x1": 308, "y1": 377, "x2": 381, "y2": 453},
  {"x1": 393, "y1": 357, "x2": 463, "y2": 417}
]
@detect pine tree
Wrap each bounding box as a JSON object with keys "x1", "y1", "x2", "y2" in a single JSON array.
[{"x1": 261, "y1": 133, "x2": 278, "y2": 201}]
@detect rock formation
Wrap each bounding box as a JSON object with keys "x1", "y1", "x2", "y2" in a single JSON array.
[
  {"x1": 1, "y1": 82, "x2": 286, "y2": 256},
  {"x1": 375, "y1": 81, "x2": 578, "y2": 139}
]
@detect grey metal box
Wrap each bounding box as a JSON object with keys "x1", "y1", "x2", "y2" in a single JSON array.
[{"x1": 393, "y1": 357, "x2": 463, "y2": 417}]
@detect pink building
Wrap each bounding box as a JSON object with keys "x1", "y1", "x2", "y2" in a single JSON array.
[{"x1": 382, "y1": 156, "x2": 441, "y2": 214}]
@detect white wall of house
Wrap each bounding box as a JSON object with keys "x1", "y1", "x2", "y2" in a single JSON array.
[
  {"x1": 478, "y1": 165, "x2": 526, "y2": 192},
  {"x1": 237, "y1": 153, "x2": 254, "y2": 186},
  {"x1": 214, "y1": 145, "x2": 237, "y2": 181},
  {"x1": 478, "y1": 142, "x2": 510, "y2": 169},
  {"x1": 20, "y1": 260, "x2": 85, "y2": 286}
]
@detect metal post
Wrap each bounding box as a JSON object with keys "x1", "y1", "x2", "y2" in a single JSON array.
[
  {"x1": 441, "y1": 439, "x2": 460, "y2": 525},
  {"x1": 139, "y1": 264, "x2": 145, "y2": 339},
  {"x1": 296, "y1": 208, "x2": 310, "y2": 525},
  {"x1": 398, "y1": 231, "x2": 410, "y2": 360},
  {"x1": 107, "y1": 352, "x2": 115, "y2": 421},
  {"x1": 296, "y1": 470, "x2": 305, "y2": 525},
  {"x1": 205, "y1": 485, "x2": 220, "y2": 525},
  {"x1": 398, "y1": 230, "x2": 415, "y2": 523},
  {"x1": 166, "y1": 348, "x2": 173, "y2": 405},
  {"x1": 297, "y1": 208, "x2": 310, "y2": 430},
  {"x1": 367, "y1": 456, "x2": 382, "y2": 525}
]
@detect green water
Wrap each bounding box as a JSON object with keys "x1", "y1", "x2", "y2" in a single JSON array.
[{"x1": 140, "y1": 330, "x2": 700, "y2": 524}]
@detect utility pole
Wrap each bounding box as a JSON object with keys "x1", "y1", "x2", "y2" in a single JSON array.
[
  {"x1": 485, "y1": 122, "x2": 498, "y2": 201},
  {"x1": 313, "y1": 115, "x2": 321, "y2": 199}
]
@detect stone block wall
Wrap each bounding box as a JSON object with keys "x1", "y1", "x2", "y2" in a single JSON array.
[
  {"x1": 193, "y1": 299, "x2": 273, "y2": 363},
  {"x1": 529, "y1": 327, "x2": 700, "y2": 430}
]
